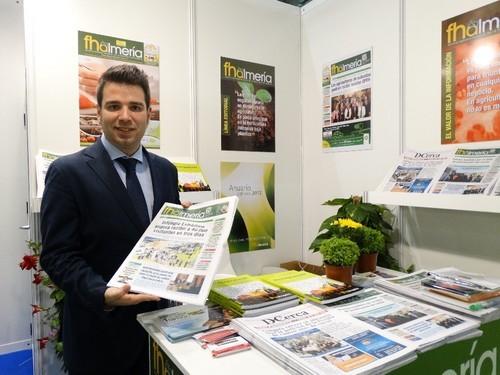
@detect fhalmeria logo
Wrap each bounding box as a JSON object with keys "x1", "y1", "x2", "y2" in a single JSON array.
[
  {"x1": 446, "y1": 16, "x2": 499, "y2": 45},
  {"x1": 82, "y1": 33, "x2": 143, "y2": 60},
  {"x1": 331, "y1": 52, "x2": 370, "y2": 76},
  {"x1": 223, "y1": 60, "x2": 273, "y2": 84}
]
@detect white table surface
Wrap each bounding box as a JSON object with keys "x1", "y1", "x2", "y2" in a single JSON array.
[{"x1": 138, "y1": 318, "x2": 290, "y2": 375}]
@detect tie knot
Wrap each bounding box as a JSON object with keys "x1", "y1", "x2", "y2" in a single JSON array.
[{"x1": 116, "y1": 157, "x2": 138, "y2": 173}]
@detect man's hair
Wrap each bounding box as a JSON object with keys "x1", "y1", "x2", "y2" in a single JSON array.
[{"x1": 96, "y1": 64, "x2": 151, "y2": 109}]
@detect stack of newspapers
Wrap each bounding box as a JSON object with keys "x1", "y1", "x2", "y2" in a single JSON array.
[
  {"x1": 374, "y1": 268, "x2": 500, "y2": 323},
  {"x1": 209, "y1": 274, "x2": 300, "y2": 317},
  {"x1": 324, "y1": 288, "x2": 480, "y2": 352},
  {"x1": 231, "y1": 303, "x2": 418, "y2": 375},
  {"x1": 260, "y1": 270, "x2": 364, "y2": 304}
]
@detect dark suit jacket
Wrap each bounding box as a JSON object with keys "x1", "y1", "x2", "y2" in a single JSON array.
[{"x1": 40, "y1": 140, "x2": 180, "y2": 374}]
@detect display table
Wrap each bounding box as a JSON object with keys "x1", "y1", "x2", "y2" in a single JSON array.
[
  {"x1": 138, "y1": 316, "x2": 289, "y2": 375},
  {"x1": 139, "y1": 310, "x2": 499, "y2": 375}
]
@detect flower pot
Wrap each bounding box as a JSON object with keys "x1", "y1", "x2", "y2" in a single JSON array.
[
  {"x1": 324, "y1": 263, "x2": 354, "y2": 284},
  {"x1": 356, "y1": 252, "x2": 378, "y2": 273}
]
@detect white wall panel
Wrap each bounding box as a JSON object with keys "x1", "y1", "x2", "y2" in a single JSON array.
[{"x1": 195, "y1": 0, "x2": 302, "y2": 274}]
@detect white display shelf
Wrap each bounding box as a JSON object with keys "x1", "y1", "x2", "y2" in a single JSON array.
[{"x1": 366, "y1": 191, "x2": 500, "y2": 214}]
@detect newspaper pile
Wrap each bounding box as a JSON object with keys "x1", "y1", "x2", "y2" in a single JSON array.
[
  {"x1": 325, "y1": 288, "x2": 480, "y2": 352},
  {"x1": 231, "y1": 303, "x2": 417, "y2": 375},
  {"x1": 378, "y1": 148, "x2": 500, "y2": 195},
  {"x1": 374, "y1": 268, "x2": 500, "y2": 323}
]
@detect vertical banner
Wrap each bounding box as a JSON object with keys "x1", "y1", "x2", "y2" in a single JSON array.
[
  {"x1": 441, "y1": 2, "x2": 500, "y2": 144},
  {"x1": 322, "y1": 49, "x2": 372, "y2": 152},
  {"x1": 220, "y1": 162, "x2": 275, "y2": 253},
  {"x1": 78, "y1": 31, "x2": 160, "y2": 148},
  {"x1": 220, "y1": 57, "x2": 275, "y2": 152}
]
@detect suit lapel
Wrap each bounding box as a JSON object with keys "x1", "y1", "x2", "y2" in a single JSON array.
[
  {"x1": 144, "y1": 149, "x2": 164, "y2": 216},
  {"x1": 84, "y1": 140, "x2": 146, "y2": 232}
]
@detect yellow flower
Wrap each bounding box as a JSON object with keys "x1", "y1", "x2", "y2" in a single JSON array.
[{"x1": 336, "y1": 218, "x2": 362, "y2": 229}]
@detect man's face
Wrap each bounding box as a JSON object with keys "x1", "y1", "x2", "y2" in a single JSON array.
[{"x1": 97, "y1": 82, "x2": 151, "y2": 156}]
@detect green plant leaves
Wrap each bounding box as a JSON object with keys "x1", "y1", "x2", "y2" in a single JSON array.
[{"x1": 256, "y1": 89, "x2": 272, "y2": 103}]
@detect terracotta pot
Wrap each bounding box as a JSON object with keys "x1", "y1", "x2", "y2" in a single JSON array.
[
  {"x1": 324, "y1": 263, "x2": 354, "y2": 284},
  {"x1": 356, "y1": 252, "x2": 378, "y2": 273}
]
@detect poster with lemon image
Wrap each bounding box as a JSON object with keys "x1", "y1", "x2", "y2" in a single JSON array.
[
  {"x1": 220, "y1": 162, "x2": 275, "y2": 252},
  {"x1": 78, "y1": 30, "x2": 160, "y2": 148}
]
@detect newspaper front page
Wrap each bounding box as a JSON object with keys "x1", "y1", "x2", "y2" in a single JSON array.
[
  {"x1": 325, "y1": 288, "x2": 479, "y2": 352},
  {"x1": 232, "y1": 303, "x2": 417, "y2": 375},
  {"x1": 430, "y1": 148, "x2": 500, "y2": 195},
  {"x1": 108, "y1": 196, "x2": 238, "y2": 305},
  {"x1": 378, "y1": 150, "x2": 452, "y2": 193}
]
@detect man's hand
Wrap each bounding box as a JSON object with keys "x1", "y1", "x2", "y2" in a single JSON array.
[
  {"x1": 181, "y1": 201, "x2": 192, "y2": 209},
  {"x1": 104, "y1": 284, "x2": 160, "y2": 307}
]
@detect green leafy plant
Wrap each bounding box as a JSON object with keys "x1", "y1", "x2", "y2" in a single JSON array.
[
  {"x1": 309, "y1": 195, "x2": 400, "y2": 270},
  {"x1": 19, "y1": 241, "x2": 65, "y2": 363},
  {"x1": 319, "y1": 237, "x2": 360, "y2": 266},
  {"x1": 358, "y1": 226, "x2": 385, "y2": 254}
]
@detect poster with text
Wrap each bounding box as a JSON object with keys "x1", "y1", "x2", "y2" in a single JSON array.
[
  {"x1": 441, "y1": 2, "x2": 500, "y2": 144},
  {"x1": 78, "y1": 31, "x2": 160, "y2": 148},
  {"x1": 220, "y1": 162, "x2": 275, "y2": 252},
  {"x1": 322, "y1": 49, "x2": 372, "y2": 152},
  {"x1": 221, "y1": 57, "x2": 275, "y2": 152}
]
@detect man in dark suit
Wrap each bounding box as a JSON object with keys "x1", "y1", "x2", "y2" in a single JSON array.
[{"x1": 40, "y1": 65, "x2": 182, "y2": 374}]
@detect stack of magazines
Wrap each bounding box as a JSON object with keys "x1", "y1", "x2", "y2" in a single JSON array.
[
  {"x1": 231, "y1": 303, "x2": 418, "y2": 375},
  {"x1": 260, "y1": 270, "x2": 363, "y2": 304},
  {"x1": 374, "y1": 268, "x2": 500, "y2": 323},
  {"x1": 209, "y1": 274, "x2": 300, "y2": 317},
  {"x1": 324, "y1": 288, "x2": 480, "y2": 352}
]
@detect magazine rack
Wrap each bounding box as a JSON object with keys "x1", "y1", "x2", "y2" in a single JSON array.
[{"x1": 365, "y1": 191, "x2": 500, "y2": 214}]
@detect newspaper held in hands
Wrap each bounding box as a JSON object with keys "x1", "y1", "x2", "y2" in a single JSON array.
[{"x1": 107, "y1": 196, "x2": 238, "y2": 305}]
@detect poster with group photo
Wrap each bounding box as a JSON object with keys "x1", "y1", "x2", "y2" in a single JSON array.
[
  {"x1": 441, "y1": 2, "x2": 500, "y2": 144},
  {"x1": 78, "y1": 31, "x2": 160, "y2": 148},
  {"x1": 220, "y1": 162, "x2": 275, "y2": 253},
  {"x1": 220, "y1": 57, "x2": 275, "y2": 152},
  {"x1": 322, "y1": 49, "x2": 372, "y2": 152}
]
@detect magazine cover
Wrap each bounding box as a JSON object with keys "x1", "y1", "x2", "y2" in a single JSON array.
[
  {"x1": 78, "y1": 30, "x2": 160, "y2": 148},
  {"x1": 261, "y1": 270, "x2": 363, "y2": 304},
  {"x1": 441, "y1": 2, "x2": 500, "y2": 144},
  {"x1": 107, "y1": 196, "x2": 238, "y2": 305}
]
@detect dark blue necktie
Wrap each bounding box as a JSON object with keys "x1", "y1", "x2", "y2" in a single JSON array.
[{"x1": 116, "y1": 158, "x2": 150, "y2": 228}]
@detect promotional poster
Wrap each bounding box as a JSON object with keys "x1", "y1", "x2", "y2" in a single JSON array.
[
  {"x1": 322, "y1": 49, "x2": 372, "y2": 152},
  {"x1": 441, "y1": 2, "x2": 500, "y2": 144},
  {"x1": 78, "y1": 31, "x2": 160, "y2": 148},
  {"x1": 221, "y1": 57, "x2": 275, "y2": 152},
  {"x1": 220, "y1": 162, "x2": 275, "y2": 252}
]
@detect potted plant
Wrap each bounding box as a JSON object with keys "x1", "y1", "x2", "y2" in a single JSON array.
[
  {"x1": 310, "y1": 195, "x2": 399, "y2": 270},
  {"x1": 319, "y1": 237, "x2": 360, "y2": 284},
  {"x1": 356, "y1": 226, "x2": 385, "y2": 273}
]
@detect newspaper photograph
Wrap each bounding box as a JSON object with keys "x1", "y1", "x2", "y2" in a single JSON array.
[
  {"x1": 325, "y1": 288, "x2": 479, "y2": 352},
  {"x1": 430, "y1": 148, "x2": 500, "y2": 195},
  {"x1": 232, "y1": 303, "x2": 416, "y2": 375},
  {"x1": 107, "y1": 196, "x2": 238, "y2": 305},
  {"x1": 377, "y1": 150, "x2": 452, "y2": 193}
]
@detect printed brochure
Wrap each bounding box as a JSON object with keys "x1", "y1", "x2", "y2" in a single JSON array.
[
  {"x1": 260, "y1": 270, "x2": 363, "y2": 304},
  {"x1": 107, "y1": 196, "x2": 238, "y2": 305}
]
